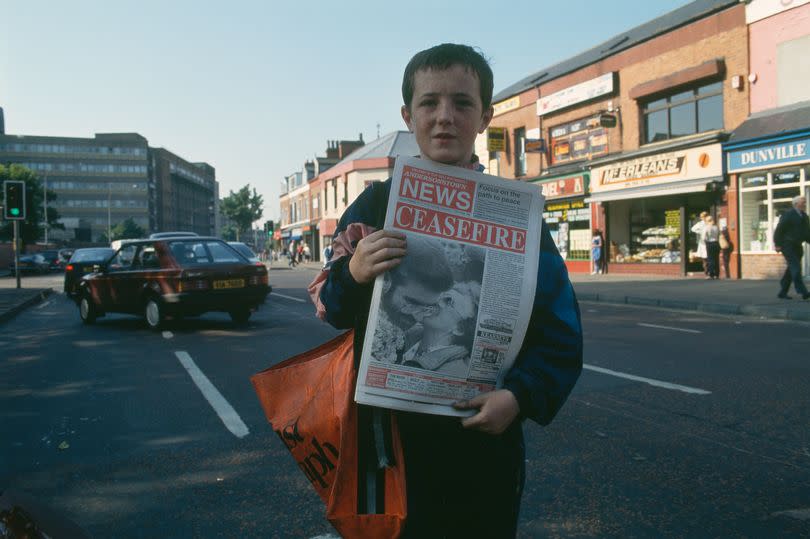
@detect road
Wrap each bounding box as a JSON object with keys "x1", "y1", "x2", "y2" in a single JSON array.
[{"x1": 1, "y1": 267, "x2": 809, "y2": 538}]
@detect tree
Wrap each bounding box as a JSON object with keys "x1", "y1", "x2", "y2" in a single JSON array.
[
  {"x1": 0, "y1": 164, "x2": 64, "y2": 248},
  {"x1": 220, "y1": 185, "x2": 263, "y2": 241},
  {"x1": 109, "y1": 218, "x2": 145, "y2": 241}
]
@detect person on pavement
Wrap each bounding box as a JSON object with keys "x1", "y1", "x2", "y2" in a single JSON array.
[
  {"x1": 307, "y1": 43, "x2": 582, "y2": 538},
  {"x1": 702, "y1": 216, "x2": 720, "y2": 279},
  {"x1": 774, "y1": 195, "x2": 810, "y2": 300}
]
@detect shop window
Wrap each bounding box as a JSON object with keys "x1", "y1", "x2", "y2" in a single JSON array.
[
  {"x1": 542, "y1": 200, "x2": 590, "y2": 260},
  {"x1": 514, "y1": 127, "x2": 527, "y2": 176},
  {"x1": 609, "y1": 199, "x2": 682, "y2": 264},
  {"x1": 739, "y1": 167, "x2": 804, "y2": 252},
  {"x1": 642, "y1": 82, "x2": 723, "y2": 144},
  {"x1": 549, "y1": 116, "x2": 608, "y2": 166}
]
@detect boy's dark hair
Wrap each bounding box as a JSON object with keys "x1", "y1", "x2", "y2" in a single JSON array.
[{"x1": 402, "y1": 43, "x2": 494, "y2": 111}]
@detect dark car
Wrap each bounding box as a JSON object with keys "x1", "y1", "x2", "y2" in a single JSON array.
[
  {"x1": 148, "y1": 231, "x2": 199, "y2": 239},
  {"x1": 63, "y1": 248, "x2": 115, "y2": 298},
  {"x1": 228, "y1": 242, "x2": 260, "y2": 264},
  {"x1": 10, "y1": 254, "x2": 50, "y2": 275},
  {"x1": 39, "y1": 250, "x2": 64, "y2": 272},
  {"x1": 76, "y1": 237, "x2": 271, "y2": 329}
]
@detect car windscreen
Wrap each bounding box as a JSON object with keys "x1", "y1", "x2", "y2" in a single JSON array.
[
  {"x1": 169, "y1": 240, "x2": 246, "y2": 267},
  {"x1": 71, "y1": 249, "x2": 115, "y2": 263}
]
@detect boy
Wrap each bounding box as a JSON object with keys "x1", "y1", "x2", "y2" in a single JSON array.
[{"x1": 308, "y1": 43, "x2": 582, "y2": 538}]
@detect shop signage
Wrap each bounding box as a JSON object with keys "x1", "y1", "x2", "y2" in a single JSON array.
[
  {"x1": 549, "y1": 115, "x2": 608, "y2": 165},
  {"x1": 591, "y1": 143, "x2": 722, "y2": 192},
  {"x1": 536, "y1": 72, "x2": 615, "y2": 117},
  {"x1": 488, "y1": 127, "x2": 506, "y2": 152},
  {"x1": 493, "y1": 96, "x2": 520, "y2": 117},
  {"x1": 599, "y1": 113, "x2": 617, "y2": 128},
  {"x1": 535, "y1": 174, "x2": 586, "y2": 200},
  {"x1": 525, "y1": 139, "x2": 546, "y2": 153},
  {"x1": 726, "y1": 135, "x2": 810, "y2": 173}
]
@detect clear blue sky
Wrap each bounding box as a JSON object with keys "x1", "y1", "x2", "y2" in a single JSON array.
[{"x1": 2, "y1": 0, "x2": 690, "y2": 223}]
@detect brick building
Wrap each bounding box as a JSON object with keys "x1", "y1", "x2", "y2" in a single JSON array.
[
  {"x1": 723, "y1": 0, "x2": 810, "y2": 279},
  {"x1": 488, "y1": 0, "x2": 749, "y2": 276},
  {"x1": 314, "y1": 131, "x2": 417, "y2": 253}
]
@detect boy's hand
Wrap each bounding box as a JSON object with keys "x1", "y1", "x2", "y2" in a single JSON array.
[
  {"x1": 454, "y1": 389, "x2": 520, "y2": 435},
  {"x1": 348, "y1": 230, "x2": 407, "y2": 284}
]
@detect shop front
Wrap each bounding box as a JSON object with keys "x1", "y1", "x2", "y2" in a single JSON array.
[
  {"x1": 725, "y1": 129, "x2": 810, "y2": 279},
  {"x1": 588, "y1": 142, "x2": 725, "y2": 276},
  {"x1": 532, "y1": 172, "x2": 591, "y2": 273}
]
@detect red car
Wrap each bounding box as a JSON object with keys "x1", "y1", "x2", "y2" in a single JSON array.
[{"x1": 76, "y1": 237, "x2": 270, "y2": 329}]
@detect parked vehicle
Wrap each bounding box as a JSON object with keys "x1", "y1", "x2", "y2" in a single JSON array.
[
  {"x1": 63, "y1": 248, "x2": 115, "y2": 298},
  {"x1": 76, "y1": 237, "x2": 271, "y2": 329},
  {"x1": 59, "y1": 248, "x2": 75, "y2": 264},
  {"x1": 10, "y1": 254, "x2": 50, "y2": 275},
  {"x1": 148, "y1": 231, "x2": 199, "y2": 239},
  {"x1": 228, "y1": 242, "x2": 260, "y2": 264},
  {"x1": 39, "y1": 250, "x2": 64, "y2": 272}
]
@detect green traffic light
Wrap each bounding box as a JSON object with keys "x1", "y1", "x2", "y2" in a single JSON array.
[{"x1": 10, "y1": 208, "x2": 19, "y2": 216}]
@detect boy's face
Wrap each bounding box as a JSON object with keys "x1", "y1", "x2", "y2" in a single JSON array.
[{"x1": 401, "y1": 65, "x2": 493, "y2": 166}]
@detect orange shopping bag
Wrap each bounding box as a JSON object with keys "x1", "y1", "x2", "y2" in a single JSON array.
[{"x1": 251, "y1": 330, "x2": 407, "y2": 539}]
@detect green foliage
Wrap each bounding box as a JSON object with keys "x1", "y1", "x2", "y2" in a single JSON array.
[
  {"x1": 0, "y1": 164, "x2": 64, "y2": 247},
  {"x1": 220, "y1": 185, "x2": 263, "y2": 241},
  {"x1": 110, "y1": 218, "x2": 146, "y2": 241}
]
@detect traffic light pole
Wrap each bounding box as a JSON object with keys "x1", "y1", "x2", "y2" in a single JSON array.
[{"x1": 13, "y1": 219, "x2": 20, "y2": 289}]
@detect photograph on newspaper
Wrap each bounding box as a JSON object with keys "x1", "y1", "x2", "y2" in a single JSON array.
[{"x1": 355, "y1": 156, "x2": 545, "y2": 416}]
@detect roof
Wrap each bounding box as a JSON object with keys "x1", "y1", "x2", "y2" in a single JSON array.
[
  {"x1": 492, "y1": 0, "x2": 739, "y2": 104},
  {"x1": 726, "y1": 100, "x2": 810, "y2": 145},
  {"x1": 333, "y1": 130, "x2": 418, "y2": 166}
]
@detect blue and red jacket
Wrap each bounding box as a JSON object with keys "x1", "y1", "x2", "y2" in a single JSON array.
[{"x1": 308, "y1": 178, "x2": 582, "y2": 426}]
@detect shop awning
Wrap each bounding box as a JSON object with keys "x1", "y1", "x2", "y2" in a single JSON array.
[{"x1": 585, "y1": 177, "x2": 723, "y2": 203}]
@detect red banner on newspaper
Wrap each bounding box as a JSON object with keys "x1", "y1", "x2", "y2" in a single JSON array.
[{"x1": 393, "y1": 202, "x2": 527, "y2": 253}]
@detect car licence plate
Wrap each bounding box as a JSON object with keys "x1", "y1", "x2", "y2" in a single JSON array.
[
  {"x1": 83, "y1": 266, "x2": 94, "y2": 272},
  {"x1": 213, "y1": 278, "x2": 245, "y2": 290}
]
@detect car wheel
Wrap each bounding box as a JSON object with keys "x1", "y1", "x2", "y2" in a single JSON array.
[
  {"x1": 229, "y1": 309, "x2": 251, "y2": 325},
  {"x1": 79, "y1": 294, "x2": 98, "y2": 324},
  {"x1": 144, "y1": 297, "x2": 164, "y2": 330}
]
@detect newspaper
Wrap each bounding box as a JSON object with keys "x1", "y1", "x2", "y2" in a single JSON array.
[{"x1": 355, "y1": 156, "x2": 545, "y2": 416}]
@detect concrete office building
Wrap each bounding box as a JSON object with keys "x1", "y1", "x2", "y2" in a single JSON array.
[{"x1": 0, "y1": 115, "x2": 218, "y2": 242}]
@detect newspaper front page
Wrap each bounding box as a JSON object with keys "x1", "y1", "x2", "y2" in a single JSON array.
[{"x1": 355, "y1": 156, "x2": 545, "y2": 416}]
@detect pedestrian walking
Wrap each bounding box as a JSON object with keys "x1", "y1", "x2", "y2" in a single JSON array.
[
  {"x1": 691, "y1": 211, "x2": 709, "y2": 275},
  {"x1": 303, "y1": 244, "x2": 311, "y2": 262},
  {"x1": 591, "y1": 229, "x2": 604, "y2": 275},
  {"x1": 774, "y1": 195, "x2": 810, "y2": 300},
  {"x1": 702, "y1": 216, "x2": 720, "y2": 279},
  {"x1": 719, "y1": 225, "x2": 733, "y2": 279},
  {"x1": 307, "y1": 43, "x2": 582, "y2": 538}
]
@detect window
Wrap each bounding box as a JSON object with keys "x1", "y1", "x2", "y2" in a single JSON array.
[
  {"x1": 642, "y1": 82, "x2": 723, "y2": 144},
  {"x1": 333, "y1": 180, "x2": 338, "y2": 210},
  {"x1": 109, "y1": 244, "x2": 138, "y2": 271},
  {"x1": 739, "y1": 167, "x2": 804, "y2": 252},
  {"x1": 514, "y1": 127, "x2": 527, "y2": 176},
  {"x1": 343, "y1": 179, "x2": 348, "y2": 205}
]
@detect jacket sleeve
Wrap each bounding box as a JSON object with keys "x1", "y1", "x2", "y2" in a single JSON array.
[
  {"x1": 307, "y1": 183, "x2": 383, "y2": 329},
  {"x1": 503, "y1": 222, "x2": 583, "y2": 426},
  {"x1": 773, "y1": 212, "x2": 790, "y2": 249}
]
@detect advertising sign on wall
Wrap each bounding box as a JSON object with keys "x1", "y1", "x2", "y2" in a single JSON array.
[
  {"x1": 590, "y1": 143, "x2": 722, "y2": 192},
  {"x1": 534, "y1": 174, "x2": 587, "y2": 200},
  {"x1": 726, "y1": 135, "x2": 810, "y2": 173},
  {"x1": 536, "y1": 73, "x2": 615, "y2": 117},
  {"x1": 488, "y1": 127, "x2": 506, "y2": 152}
]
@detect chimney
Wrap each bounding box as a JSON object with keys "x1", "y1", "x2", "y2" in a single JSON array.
[{"x1": 325, "y1": 139, "x2": 339, "y2": 159}]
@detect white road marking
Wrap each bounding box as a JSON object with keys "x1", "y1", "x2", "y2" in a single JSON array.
[
  {"x1": 271, "y1": 292, "x2": 306, "y2": 303},
  {"x1": 583, "y1": 364, "x2": 711, "y2": 395},
  {"x1": 637, "y1": 322, "x2": 701, "y2": 334},
  {"x1": 174, "y1": 351, "x2": 249, "y2": 438},
  {"x1": 162, "y1": 331, "x2": 173, "y2": 339},
  {"x1": 771, "y1": 508, "x2": 810, "y2": 521},
  {"x1": 35, "y1": 301, "x2": 52, "y2": 309}
]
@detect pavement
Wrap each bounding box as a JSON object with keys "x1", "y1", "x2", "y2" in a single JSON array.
[{"x1": 1, "y1": 261, "x2": 808, "y2": 324}]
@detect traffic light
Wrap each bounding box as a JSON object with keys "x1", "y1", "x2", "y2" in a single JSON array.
[
  {"x1": 266, "y1": 220, "x2": 274, "y2": 237},
  {"x1": 3, "y1": 180, "x2": 26, "y2": 220}
]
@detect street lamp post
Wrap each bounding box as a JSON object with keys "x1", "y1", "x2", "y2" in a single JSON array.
[
  {"x1": 107, "y1": 182, "x2": 111, "y2": 240},
  {"x1": 43, "y1": 174, "x2": 48, "y2": 245}
]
